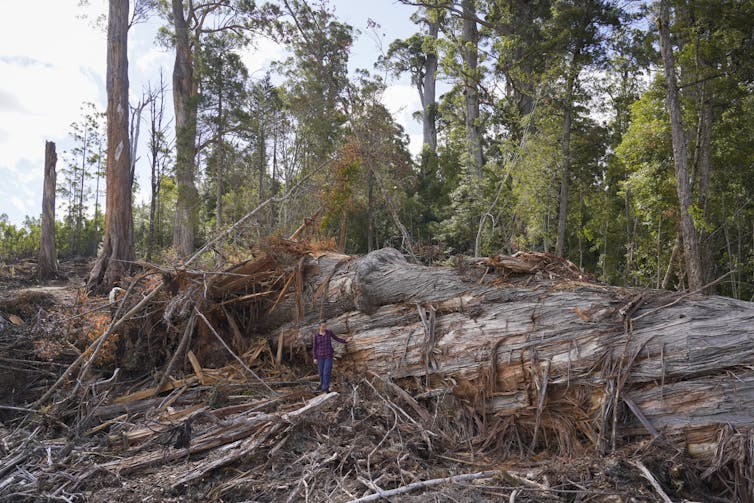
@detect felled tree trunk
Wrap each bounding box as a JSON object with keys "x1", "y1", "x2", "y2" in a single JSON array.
[
  {"x1": 197, "y1": 244, "x2": 754, "y2": 455},
  {"x1": 132, "y1": 239, "x2": 753, "y2": 459}
]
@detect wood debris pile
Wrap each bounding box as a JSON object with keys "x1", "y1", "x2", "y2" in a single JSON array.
[
  {"x1": 483, "y1": 251, "x2": 590, "y2": 282},
  {"x1": 0, "y1": 369, "x2": 718, "y2": 502},
  {"x1": 1, "y1": 241, "x2": 754, "y2": 501}
]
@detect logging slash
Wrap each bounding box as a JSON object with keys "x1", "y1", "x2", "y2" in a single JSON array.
[{"x1": 1, "y1": 241, "x2": 753, "y2": 502}]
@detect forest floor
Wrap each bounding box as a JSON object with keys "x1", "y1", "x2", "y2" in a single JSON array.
[{"x1": 0, "y1": 256, "x2": 731, "y2": 502}]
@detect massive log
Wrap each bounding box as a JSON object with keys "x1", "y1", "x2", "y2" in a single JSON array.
[{"x1": 172, "y1": 243, "x2": 754, "y2": 455}]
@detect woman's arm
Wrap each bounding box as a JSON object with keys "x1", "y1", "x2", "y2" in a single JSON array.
[{"x1": 330, "y1": 330, "x2": 349, "y2": 344}]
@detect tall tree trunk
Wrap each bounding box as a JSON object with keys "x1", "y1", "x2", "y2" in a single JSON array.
[
  {"x1": 67, "y1": 180, "x2": 75, "y2": 255},
  {"x1": 147, "y1": 75, "x2": 166, "y2": 262},
  {"x1": 77, "y1": 129, "x2": 87, "y2": 256},
  {"x1": 94, "y1": 142, "x2": 103, "y2": 250},
  {"x1": 128, "y1": 100, "x2": 144, "y2": 256},
  {"x1": 258, "y1": 124, "x2": 265, "y2": 204},
  {"x1": 148, "y1": 120, "x2": 159, "y2": 262},
  {"x1": 172, "y1": 0, "x2": 199, "y2": 257},
  {"x1": 555, "y1": 57, "x2": 579, "y2": 258},
  {"x1": 148, "y1": 166, "x2": 158, "y2": 262},
  {"x1": 696, "y1": 92, "x2": 713, "y2": 284},
  {"x1": 270, "y1": 128, "x2": 278, "y2": 232},
  {"x1": 461, "y1": 0, "x2": 483, "y2": 180},
  {"x1": 658, "y1": 0, "x2": 704, "y2": 291},
  {"x1": 87, "y1": 0, "x2": 134, "y2": 291},
  {"x1": 38, "y1": 141, "x2": 58, "y2": 280},
  {"x1": 420, "y1": 15, "x2": 439, "y2": 173},
  {"x1": 367, "y1": 169, "x2": 375, "y2": 252},
  {"x1": 215, "y1": 84, "x2": 224, "y2": 239}
]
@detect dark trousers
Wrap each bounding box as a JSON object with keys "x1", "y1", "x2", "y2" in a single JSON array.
[{"x1": 317, "y1": 357, "x2": 333, "y2": 391}]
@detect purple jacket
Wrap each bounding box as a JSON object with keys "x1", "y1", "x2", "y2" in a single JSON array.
[{"x1": 312, "y1": 329, "x2": 346, "y2": 359}]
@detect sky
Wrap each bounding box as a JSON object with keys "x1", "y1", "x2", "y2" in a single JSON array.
[{"x1": 0, "y1": 0, "x2": 423, "y2": 226}]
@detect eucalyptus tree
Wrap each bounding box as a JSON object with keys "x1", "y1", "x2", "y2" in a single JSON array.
[
  {"x1": 656, "y1": 0, "x2": 703, "y2": 290},
  {"x1": 87, "y1": 0, "x2": 134, "y2": 291},
  {"x1": 328, "y1": 71, "x2": 413, "y2": 253},
  {"x1": 162, "y1": 0, "x2": 276, "y2": 256},
  {"x1": 543, "y1": 0, "x2": 619, "y2": 257},
  {"x1": 280, "y1": 0, "x2": 351, "y2": 168},
  {"x1": 381, "y1": 2, "x2": 447, "y2": 173},
  {"x1": 276, "y1": 0, "x2": 352, "y2": 227}
]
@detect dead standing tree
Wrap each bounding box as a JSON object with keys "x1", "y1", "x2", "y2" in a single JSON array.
[
  {"x1": 37, "y1": 140, "x2": 58, "y2": 280},
  {"x1": 87, "y1": 0, "x2": 135, "y2": 291}
]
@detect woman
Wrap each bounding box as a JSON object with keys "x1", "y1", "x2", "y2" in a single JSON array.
[{"x1": 312, "y1": 320, "x2": 350, "y2": 393}]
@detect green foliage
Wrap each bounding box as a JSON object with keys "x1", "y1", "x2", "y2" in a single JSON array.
[
  {"x1": 0, "y1": 215, "x2": 40, "y2": 261},
  {"x1": 55, "y1": 101, "x2": 106, "y2": 258},
  {"x1": 135, "y1": 175, "x2": 177, "y2": 258},
  {"x1": 277, "y1": 0, "x2": 352, "y2": 168},
  {"x1": 5, "y1": 0, "x2": 754, "y2": 303}
]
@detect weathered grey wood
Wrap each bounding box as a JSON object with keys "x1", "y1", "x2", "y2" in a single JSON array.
[
  {"x1": 38, "y1": 141, "x2": 58, "y2": 280},
  {"x1": 232, "y1": 247, "x2": 754, "y2": 450},
  {"x1": 183, "y1": 244, "x2": 754, "y2": 455},
  {"x1": 169, "y1": 392, "x2": 339, "y2": 488}
]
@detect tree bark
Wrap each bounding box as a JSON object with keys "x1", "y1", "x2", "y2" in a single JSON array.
[
  {"x1": 38, "y1": 141, "x2": 58, "y2": 280},
  {"x1": 461, "y1": 0, "x2": 483, "y2": 180},
  {"x1": 87, "y1": 0, "x2": 134, "y2": 292},
  {"x1": 172, "y1": 0, "x2": 199, "y2": 257},
  {"x1": 658, "y1": 0, "x2": 704, "y2": 291},
  {"x1": 194, "y1": 245, "x2": 754, "y2": 453},
  {"x1": 421, "y1": 15, "x2": 439, "y2": 163},
  {"x1": 696, "y1": 93, "x2": 713, "y2": 284},
  {"x1": 555, "y1": 59, "x2": 578, "y2": 258}
]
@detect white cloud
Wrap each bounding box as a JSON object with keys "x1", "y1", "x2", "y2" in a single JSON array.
[
  {"x1": 382, "y1": 84, "x2": 421, "y2": 129},
  {"x1": 0, "y1": 158, "x2": 42, "y2": 222},
  {"x1": 381, "y1": 84, "x2": 423, "y2": 156},
  {"x1": 133, "y1": 45, "x2": 171, "y2": 76},
  {"x1": 407, "y1": 133, "x2": 423, "y2": 157},
  {"x1": 239, "y1": 37, "x2": 286, "y2": 76},
  {"x1": 0, "y1": 0, "x2": 107, "y2": 224}
]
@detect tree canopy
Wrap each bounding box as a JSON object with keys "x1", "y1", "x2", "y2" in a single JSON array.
[{"x1": 11, "y1": 0, "x2": 754, "y2": 300}]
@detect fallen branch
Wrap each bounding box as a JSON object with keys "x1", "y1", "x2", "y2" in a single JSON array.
[
  {"x1": 629, "y1": 460, "x2": 674, "y2": 503},
  {"x1": 153, "y1": 312, "x2": 196, "y2": 396},
  {"x1": 345, "y1": 470, "x2": 500, "y2": 503},
  {"x1": 170, "y1": 392, "x2": 338, "y2": 488}
]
